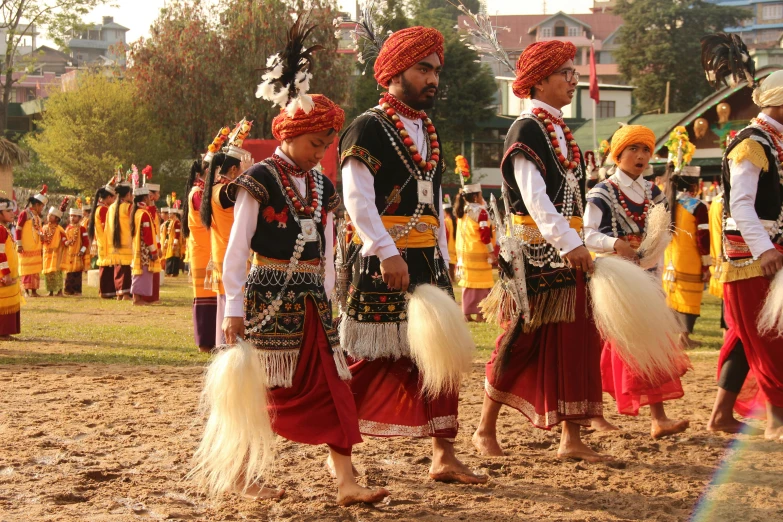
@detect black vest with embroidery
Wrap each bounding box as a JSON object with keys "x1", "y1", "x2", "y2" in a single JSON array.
[
  {"x1": 586, "y1": 179, "x2": 665, "y2": 240},
  {"x1": 228, "y1": 160, "x2": 341, "y2": 353},
  {"x1": 339, "y1": 108, "x2": 444, "y2": 219},
  {"x1": 722, "y1": 126, "x2": 783, "y2": 232}
]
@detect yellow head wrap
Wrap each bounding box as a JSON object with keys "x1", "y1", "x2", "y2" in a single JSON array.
[
  {"x1": 752, "y1": 70, "x2": 783, "y2": 108},
  {"x1": 609, "y1": 125, "x2": 656, "y2": 164}
]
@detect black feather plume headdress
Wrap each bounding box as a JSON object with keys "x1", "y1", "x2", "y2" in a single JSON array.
[
  {"x1": 256, "y1": 13, "x2": 323, "y2": 116},
  {"x1": 338, "y1": 1, "x2": 387, "y2": 72},
  {"x1": 700, "y1": 33, "x2": 756, "y2": 90}
]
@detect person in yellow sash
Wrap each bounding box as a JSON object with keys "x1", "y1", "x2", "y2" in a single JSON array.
[
  {"x1": 62, "y1": 204, "x2": 90, "y2": 296},
  {"x1": 142, "y1": 166, "x2": 162, "y2": 303},
  {"x1": 663, "y1": 166, "x2": 711, "y2": 348},
  {"x1": 455, "y1": 184, "x2": 495, "y2": 322},
  {"x1": 88, "y1": 181, "x2": 118, "y2": 298},
  {"x1": 107, "y1": 180, "x2": 134, "y2": 300},
  {"x1": 164, "y1": 202, "x2": 183, "y2": 277},
  {"x1": 0, "y1": 197, "x2": 21, "y2": 339},
  {"x1": 159, "y1": 205, "x2": 170, "y2": 272},
  {"x1": 15, "y1": 185, "x2": 47, "y2": 297},
  {"x1": 443, "y1": 194, "x2": 456, "y2": 280},
  {"x1": 184, "y1": 158, "x2": 216, "y2": 352},
  {"x1": 129, "y1": 179, "x2": 160, "y2": 306},
  {"x1": 201, "y1": 119, "x2": 252, "y2": 345},
  {"x1": 41, "y1": 202, "x2": 67, "y2": 297}
]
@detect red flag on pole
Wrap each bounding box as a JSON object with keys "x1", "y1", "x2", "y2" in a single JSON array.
[{"x1": 589, "y1": 39, "x2": 599, "y2": 103}]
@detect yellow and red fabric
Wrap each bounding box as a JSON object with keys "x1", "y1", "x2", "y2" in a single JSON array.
[
  {"x1": 271, "y1": 94, "x2": 345, "y2": 141},
  {"x1": 131, "y1": 205, "x2": 160, "y2": 276},
  {"x1": 61, "y1": 224, "x2": 90, "y2": 273},
  {"x1": 456, "y1": 207, "x2": 495, "y2": 289},
  {"x1": 373, "y1": 26, "x2": 445, "y2": 88},
  {"x1": 512, "y1": 41, "x2": 577, "y2": 99},
  {"x1": 41, "y1": 224, "x2": 64, "y2": 274},
  {"x1": 15, "y1": 209, "x2": 43, "y2": 277},
  {"x1": 106, "y1": 202, "x2": 133, "y2": 266},
  {"x1": 0, "y1": 226, "x2": 21, "y2": 316}
]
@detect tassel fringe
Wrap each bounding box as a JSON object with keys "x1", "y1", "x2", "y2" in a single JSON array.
[
  {"x1": 332, "y1": 348, "x2": 352, "y2": 380},
  {"x1": 718, "y1": 260, "x2": 764, "y2": 283},
  {"x1": 480, "y1": 280, "x2": 516, "y2": 326},
  {"x1": 338, "y1": 316, "x2": 409, "y2": 360},
  {"x1": 523, "y1": 286, "x2": 577, "y2": 333},
  {"x1": 258, "y1": 349, "x2": 299, "y2": 388}
]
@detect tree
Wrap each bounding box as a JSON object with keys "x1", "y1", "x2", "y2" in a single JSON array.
[
  {"x1": 130, "y1": 0, "x2": 354, "y2": 155},
  {"x1": 0, "y1": 0, "x2": 108, "y2": 134},
  {"x1": 614, "y1": 0, "x2": 750, "y2": 113},
  {"x1": 27, "y1": 70, "x2": 171, "y2": 191}
]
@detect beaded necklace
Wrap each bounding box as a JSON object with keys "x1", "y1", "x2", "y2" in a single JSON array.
[
  {"x1": 272, "y1": 154, "x2": 318, "y2": 216},
  {"x1": 605, "y1": 174, "x2": 652, "y2": 239},
  {"x1": 531, "y1": 107, "x2": 581, "y2": 170},
  {"x1": 380, "y1": 92, "x2": 440, "y2": 172}
]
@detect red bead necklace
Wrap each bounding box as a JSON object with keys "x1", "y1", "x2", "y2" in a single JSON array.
[
  {"x1": 532, "y1": 107, "x2": 581, "y2": 170},
  {"x1": 380, "y1": 92, "x2": 440, "y2": 172},
  {"x1": 273, "y1": 155, "x2": 318, "y2": 216},
  {"x1": 608, "y1": 179, "x2": 649, "y2": 223},
  {"x1": 752, "y1": 117, "x2": 783, "y2": 163}
]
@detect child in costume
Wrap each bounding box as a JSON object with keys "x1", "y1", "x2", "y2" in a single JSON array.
[
  {"x1": 164, "y1": 201, "x2": 183, "y2": 277},
  {"x1": 0, "y1": 197, "x2": 21, "y2": 338},
  {"x1": 16, "y1": 185, "x2": 47, "y2": 297},
  {"x1": 193, "y1": 17, "x2": 389, "y2": 506},
  {"x1": 62, "y1": 201, "x2": 90, "y2": 296},
  {"x1": 42, "y1": 199, "x2": 68, "y2": 297},
  {"x1": 584, "y1": 124, "x2": 690, "y2": 438}
]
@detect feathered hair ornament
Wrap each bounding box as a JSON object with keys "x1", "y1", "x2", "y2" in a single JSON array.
[
  {"x1": 131, "y1": 166, "x2": 140, "y2": 189},
  {"x1": 339, "y1": 1, "x2": 388, "y2": 73},
  {"x1": 700, "y1": 33, "x2": 756, "y2": 90},
  {"x1": 449, "y1": 0, "x2": 514, "y2": 75},
  {"x1": 256, "y1": 13, "x2": 323, "y2": 117},
  {"x1": 142, "y1": 165, "x2": 152, "y2": 182},
  {"x1": 59, "y1": 196, "x2": 70, "y2": 213},
  {"x1": 85, "y1": 196, "x2": 91, "y2": 206}
]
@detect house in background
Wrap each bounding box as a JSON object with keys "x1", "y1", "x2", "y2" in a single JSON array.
[
  {"x1": 710, "y1": 0, "x2": 783, "y2": 47},
  {"x1": 66, "y1": 16, "x2": 129, "y2": 67}
]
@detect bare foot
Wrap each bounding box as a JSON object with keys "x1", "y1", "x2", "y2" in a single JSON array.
[
  {"x1": 0, "y1": 335, "x2": 16, "y2": 341},
  {"x1": 651, "y1": 418, "x2": 689, "y2": 439},
  {"x1": 336, "y1": 485, "x2": 389, "y2": 507},
  {"x1": 708, "y1": 417, "x2": 762, "y2": 435},
  {"x1": 325, "y1": 454, "x2": 359, "y2": 478},
  {"x1": 764, "y1": 425, "x2": 783, "y2": 440},
  {"x1": 557, "y1": 438, "x2": 611, "y2": 463},
  {"x1": 590, "y1": 417, "x2": 620, "y2": 432},
  {"x1": 232, "y1": 483, "x2": 285, "y2": 501},
  {"x1": 472, "y1": 429, "x2": 505, "y2": 457},
  {"x1": 429, "y1": 460, "x2": 488, "y2": 484}
]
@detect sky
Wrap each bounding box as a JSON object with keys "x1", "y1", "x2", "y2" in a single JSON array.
[{"x1": 36, "y1": 0, "x2": 595, "y2": 48}]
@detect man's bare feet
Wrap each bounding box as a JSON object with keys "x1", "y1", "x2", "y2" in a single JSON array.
[
  {"x1": 325, "y1": 454, "x2": 359, "y2": 478},
  {"x1": 232, "y1": 483, "x2": 285, "y2": 501},
  {"x1": 559, "y1": 421, "x2": 611, "y2": 463},
  {"x1": 472, "y1": 429, "x2": 504, "y2": 457},
  {"x1": 651, "y1": 418, "x2": 689, "y2": 439},
  {"x1": 336, "y1": 484, "x2": 389, "y2": 507},
  {"x1": 764, "y1": 425, "x2": 783, "y2": 440},
  {"x1": 431, "y1": 438, "x2": 488, "y2": 484},
  {"x1": 708, "y1": 415, "x2": 762, "y2": 435},
  {"x1": 590, "y1": 417, "x2": 620, "y2": 432}
]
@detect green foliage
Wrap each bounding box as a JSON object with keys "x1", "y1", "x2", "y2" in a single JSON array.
[
  {"x1": 27, "y1": 70, "x2": 173, "y2": 192},
  {"x1": 614, "y1": 0, "x2": 750, "y2": 113},
  {"x1": 12, "y1": 135, "x2": 70, "y2": 192},
  {"x1": 410, "y1": 0, "x2": 480, "y2": 22}
]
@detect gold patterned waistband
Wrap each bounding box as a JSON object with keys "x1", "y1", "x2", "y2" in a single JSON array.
[{"x1": 252, "y1": 254, "x2": 322, "y2": 273}]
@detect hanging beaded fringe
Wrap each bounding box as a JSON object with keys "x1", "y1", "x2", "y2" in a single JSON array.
[
  {"x1": 204, "y1": 259, "x2": 215, "y2": 291},
  {"x1": 339, "y1": 316, "x2": 410, "y2": 360},
  {"x1": 717, "y1": 260, "x2": 764, "y2": 283}
]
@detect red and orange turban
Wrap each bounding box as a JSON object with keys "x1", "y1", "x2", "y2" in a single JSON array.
[
  {"x1": 374, "y1": 26, "x2": 445, "y2": 88},
  {"x1": 609, "y1": 125, "x2": 656, "y2": 164},
  {"x1": 512, "y1": 41, "x2": 577, "y2": 99},
  {"x1": 271, "y1": 94, "x2": 345, "y2": 141}
]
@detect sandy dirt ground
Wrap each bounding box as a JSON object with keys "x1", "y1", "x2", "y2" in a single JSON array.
[{"x1": 1, "y1": 352, "x2": 782, "y2": 522}]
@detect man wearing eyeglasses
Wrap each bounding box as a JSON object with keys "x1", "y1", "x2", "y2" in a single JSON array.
[{"x1": 473, "y1": 41, "x2": 609, "y2": 463}]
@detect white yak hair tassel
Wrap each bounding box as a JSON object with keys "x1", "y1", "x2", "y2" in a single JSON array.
[
  {"x1": 590, "y1": 256, "x2": 689, "y2": 382},
  {"x1": 189, "y1": 338, "x2": 276, "y2": 497},
  {"x1": 758, "y1": 268, "x2": 783, "y2": 337},
  {"x1": 406, "y1": 284, "x2": 475, "y2": 398},
  {"x1": 637, "y1": 204, "x2": 672, "y2": 270}
]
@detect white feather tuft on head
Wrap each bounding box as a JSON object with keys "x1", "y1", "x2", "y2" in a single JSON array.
[
  {"x1": 255, "y1": 81, "x2": 275, "y2": 101},
  {"x1": 758, "y1": 268, "x2": 783, "y2": 337},
  {"x1": 590, "y1": 256, "x2": 690, "y2": 382},
  {"x1": 407, "y1": 284, "x2": 475, "y2": 398},
  {"x1": 266, "y1": 53, "x2": 280, "y2": 67},
  {"x1": 189, "y1": 338, "x2": 276, "y2": 497}
]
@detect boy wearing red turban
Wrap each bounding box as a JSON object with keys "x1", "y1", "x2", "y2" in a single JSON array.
[
  {"x1": 474, "y1": 40, "x2": 610, "y2": 462},
  {"x1": 339, "y1": 26, "x2": 487, "y2": 484}
]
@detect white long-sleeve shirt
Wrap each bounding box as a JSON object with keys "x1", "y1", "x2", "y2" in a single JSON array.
[
  {"x1": 727, "y1": 112, "x2": 780, "y2": 258},
  {"x1": 224, "y1": 148, "x2": 335, "y2": 318},
  {"x1": 512, "y1": 99, "x2": 583, "y2": 256},
  {"x1": 584, "y1": 170, "x2": 651, "y2": 253},
  {"x1": 342, "y1": 106, "x2": 449, "y2": 263}
]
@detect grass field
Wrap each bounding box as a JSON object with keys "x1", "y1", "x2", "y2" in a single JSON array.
[{"x1": 0, "y1": 275, "x2": 724, "y2": 365}]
